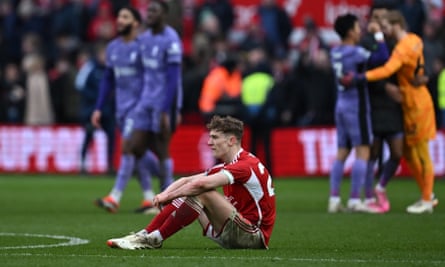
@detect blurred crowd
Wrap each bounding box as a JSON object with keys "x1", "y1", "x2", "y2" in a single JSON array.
[{"x1": 0, "y1": 0, "x2": 444, "y2": 129}]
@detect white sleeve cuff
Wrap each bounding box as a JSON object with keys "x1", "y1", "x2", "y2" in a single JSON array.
[
  {"x1": 374, "y1": 32, "x2": 384, "y2": 42},
  {"x1": 221, "y1": 169, "x2": 234, "y2": 184}
]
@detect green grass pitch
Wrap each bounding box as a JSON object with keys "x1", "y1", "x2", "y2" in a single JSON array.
[{"x1": 0, "y1": 174, "x2": 444, "y2": 267}]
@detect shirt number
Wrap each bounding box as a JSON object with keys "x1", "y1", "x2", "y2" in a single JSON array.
[{"x1": 258, "y1": 162, "x2": 275, "y2": 197}]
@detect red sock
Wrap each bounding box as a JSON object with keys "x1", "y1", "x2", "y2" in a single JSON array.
[
  {"x1": 159, "y1": 198, "x2": 201, "y2": 239},
  {"x1": 145, "y1": 203, "x2": 177, "y2": 233}
]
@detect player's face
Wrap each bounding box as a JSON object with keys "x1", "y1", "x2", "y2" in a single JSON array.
[
  {"x1": 117, "y1": 9, "x2": 137, "y2": 36},
  {"x1": 380, "y1": 18, "x2": 392, "y2": 37},
  {"x1": 146, "y1": 2, "x2": 163, "y2": 28},
  {"x1": 371, "y1": 8, "x2": 387, "y2": 25},
  {"x1": 351, "y1": 21, "x2": 361, "y2": 43},
  {"x1": 207, "y1": 130, "x2": 231, "y2": 160}
]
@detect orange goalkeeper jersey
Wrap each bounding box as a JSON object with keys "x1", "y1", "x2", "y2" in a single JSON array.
[{"x1": 365, "y1": 33, "x2": 436, "y2": 145}]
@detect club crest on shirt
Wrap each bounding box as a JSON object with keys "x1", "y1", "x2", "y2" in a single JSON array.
[
  {"x1": 151, "y1": 46, "x2": 159, "y2": 56},
  {"x1": 168, "y1": 42, "x2": 181, "y2": 55},
  {"x1": 130, "y1": 52, "x2": 137, "y2": 62}
]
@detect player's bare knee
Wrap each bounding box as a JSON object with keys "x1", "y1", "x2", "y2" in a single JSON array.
[{"x1": 196, "y1": 190, "x2": 220, "y2": 207}]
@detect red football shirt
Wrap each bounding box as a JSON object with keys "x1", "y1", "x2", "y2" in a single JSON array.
[{"x1": 207, "y1": 149, "x2": 276, "y2": 245}]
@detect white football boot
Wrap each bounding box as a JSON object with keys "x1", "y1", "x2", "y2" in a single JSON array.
[
  {"x1": 107, "y1": 229, "x2": 162, "y2": 250},
  {"x1": 406, "y1": 200, "x2": 433, "y2": 214}
]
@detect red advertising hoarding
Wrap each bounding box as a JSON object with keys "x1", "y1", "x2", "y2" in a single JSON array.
[
  {"x1": 1, "y1": 125, "x2": 444, "y2": 178},
  {"x1": 230, "y1": 0, "x2": 371, "y2": 29}
]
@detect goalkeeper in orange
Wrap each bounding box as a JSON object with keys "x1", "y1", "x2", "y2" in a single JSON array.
[{"x1": 341, "y1": 10, "x2": 437, "y2": 214}]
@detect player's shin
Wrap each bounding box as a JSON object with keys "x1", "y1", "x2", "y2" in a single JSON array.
[{"x1": 158, "y1": 197, "x2": 202, "y2": 240}]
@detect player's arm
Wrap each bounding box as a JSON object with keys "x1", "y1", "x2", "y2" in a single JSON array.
[
  {"x1": 367, "y1": 41, "x2": 389, "y2": 67},
  {"x1": 160, "y1": 62, "x2": 180, "y2": 133},
  {"x1": 154, "y1": 171, "x2": 230, "y2": 206},
  {"x1": 91, "y1": 67, "x2": 115, "y2": 128},
  {"x1": 365, "y1": 49, "x2": 403, "y2": 82},
  {"x1": 162, "y1": 63, "x2": 180, "y2": 114}
]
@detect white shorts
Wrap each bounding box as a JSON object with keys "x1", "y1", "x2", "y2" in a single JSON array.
[{"x1": 204, "y1": 209, "x2": 266, "y2": 249}]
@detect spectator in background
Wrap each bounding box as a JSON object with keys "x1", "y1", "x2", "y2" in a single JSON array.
[
  {"x1": 398, "y1": 0, "x2": 426, "y2": 37},
  {"x1": 296, "y1": 17, "x2": 329, "y2": 70},
  {"x1": 199, "y1": 54, "x2": 242, "y2": 122},
  {"x1": 75, "y1": 42, "x2": 115, "y2": 174},
  {"x1": 257, "y1": 0, "x2": 292, "y2": 59},
  {"x1": 2, "y1": 0, "x2": 47, "y2": 63},
  {"x1": 422, "y1": 20, "x2": 443, "y2": 128},
  {"x1": 48, "y1": 0, "x2": 89, "y2": 63},
  {"x1": 296, "y1": 49, "x2": 336, "y2": 126},
  {"x1": 0, "y1": 0, "x2": 16, "y2": 65},
  {"x1": 241, "y1": 46, "x2": 276, "y2": 174},
  {"x1": 0, "y1": 62, "x2": 26, "y2": 123},
  {"x1": 48, "y1": 56, "x2": 79, "y2": 123},
  {"x1": 195, "y1": 0, "x2": 234, "y2": 39},
  {"x1": 21, "y1": 32, "x2": 44, "y2": 56},
  {"x1": 422, "y1": 20, "x2": 443, "y2": 78},
  {"x1": 87, "y1": 1, "x2": 116, "y2": 42},
  {"x1": 182, "y1": 32, "x2": 213, "y2": 123},
  {"x1": 22, "y1": 53, "x2": 54, "y2": 125},
  {"x1": 238, "y1": 14, "x2": 269, "y2": 54},
  {"x1": 438, "y1": 57, "x2": 445, "y2": 128}
]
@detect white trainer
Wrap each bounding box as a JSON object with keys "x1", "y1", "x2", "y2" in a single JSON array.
[
  {"x1": 107, "y1": 230, "x2": 162, "y2": 250},
  {"x1": 347, "y1": 199, "x2": 369, "y2": 213},
  {"x1": 328, "y1": 198, "x2": 344, "y2": 213},
  {"x1": 406, "y1": 200, "x2": 433, "y2": 214}
]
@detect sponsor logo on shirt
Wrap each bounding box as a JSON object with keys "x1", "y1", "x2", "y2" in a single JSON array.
[
  {"x1": 114, "y1": 67, "x2": 137, "y2": 77},
  {"x1": 142, "y1": 58, "x2": 159, "y2": 69}
]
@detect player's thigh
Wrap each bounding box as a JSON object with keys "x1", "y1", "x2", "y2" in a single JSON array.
[
  {"x1": 197, "y1": 190, "x2": 234, "y2": 233},
  {"x1": 354, "y1": 144, "x2": 370, "y2": 161},
  {"x1": 369, "y1": 136, "x2": 383, "y2": 160},
  {"x1": 154, "y1": 132, "x2": 171, "y2": 159},
  {"x1": 387, "y1": 133, "x2": 404, "y2": 160},
  {"x1": 336, "y1": 110, "x2": 372, "y2": 150},
  {"x1": 127, "y1": 129, "x2": 152, "y2": 157}
]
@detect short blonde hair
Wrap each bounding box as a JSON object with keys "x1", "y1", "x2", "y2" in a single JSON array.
[{"x1": 387, "y1": 10, "x2": 407, "y2": 30}]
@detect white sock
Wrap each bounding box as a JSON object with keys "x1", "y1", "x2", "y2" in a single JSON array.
[
  {"x1": 364, "y1": 198, "x2": 375, "y2": 204},
  {"x1": 329, "y1": 196, "x2": 341, "y2": 204},
  {"x1": 143, "y1": 190, "x2": 155, "y2": 202},
  {"x1": 375, "y1": 183, "x2": 385, "y2": 192},
  {"x1": 110, "y1": 189, "x2": 122, "y2": 203},
  {"x1": 150, "y1": 230, "x2": 164, "y2": 242},
  {"x1": 347, "y1": 198, "x2": 361, "y2": 206}
]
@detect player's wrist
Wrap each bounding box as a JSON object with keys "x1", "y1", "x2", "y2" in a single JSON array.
[{"x1": 374, "y1": 32, "x2": 384, "y2": 42}]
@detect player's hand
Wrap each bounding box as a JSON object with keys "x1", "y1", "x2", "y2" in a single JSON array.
[
  {"x1": 411, "y1": 74, "x2": 429, "y2": 87},
  {"x1": 367, "y1": 21, "x2": 381, "y2": 33},
  {"x1": 153, "y1": 192, "x2": 170, "y2": 208},
  {"x1": 91, "y1": 110, "x2": 102, "y2": 128},
  {"x1": 339, "y1": 72, "x2": 365, "y2": 88},
  {"x1": 160, "y1": 112, "x2": 170, "y2": 135},
  {"x1": 384, "y1": 83, "x2": 402, "y2": 103},
  {"x1": 176, "y1": 112, "x2": 182, "y2": 127}
]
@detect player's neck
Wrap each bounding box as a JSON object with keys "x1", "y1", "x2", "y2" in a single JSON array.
[
  {"x1": 122, "y1": 32, "x2": 137, "y2": 42},
  {"x1": 221, "y1": 147, "x2": 242, "y2": 164},
  {"x1": 151, "y1": 22, "x2": 166, "y2": 34},
  {"x1": 341, "y1": 38, "x2": 355, "y2": 46},
  {"x1": 396, "y1": 30, "x2": 407, "y2": 41}
]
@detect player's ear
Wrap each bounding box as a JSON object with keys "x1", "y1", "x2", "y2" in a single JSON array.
[{"x1": 228, "y1": 135, "x2": 237, "y2": 146}]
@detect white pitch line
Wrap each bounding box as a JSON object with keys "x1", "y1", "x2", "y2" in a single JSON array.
[
  {"x1": 0, "y1": 233, "x2": 89, "y2": 250},
  {"x1": 0, "y1": 253, "x2": 444, "y2": 265}
]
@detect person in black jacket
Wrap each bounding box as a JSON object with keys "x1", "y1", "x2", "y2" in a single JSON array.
[
  {"x1": 75, "y1": 43, "x2": 115, "y2": 174},
  {"x1": 361, "y1": 5, "x2": 404, "y2": 213}
]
